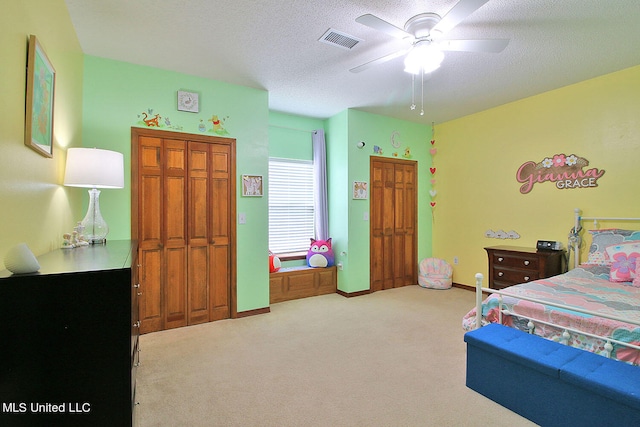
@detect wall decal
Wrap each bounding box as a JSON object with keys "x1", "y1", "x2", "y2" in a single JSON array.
[
  {"x1": 135, "y1": 109, "x2": 230, "y2": 134},
  {"x1": 373, "y1": 145, "x2": 383, "y2": 155},
  {"x1": 429, "y1": 122, "x2": 438, "y2": 215},
  {"x1": 391, "y1": 130, "x2": 401, "y2": 148},
  {"x1": 141, "y1": 111, "x2": 161, "y2": 127},
  {"x1": 209, "y1": 115, "x2": 230, "y2": 135},
  {"x1": 516, "y1": 153, "x2": 605, "y2": 194},
  {"x1": 485, "y1": 229, "x2": 521, "y2": 240}
]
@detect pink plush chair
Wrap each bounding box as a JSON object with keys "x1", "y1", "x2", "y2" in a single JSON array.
[{"x1": 418, "y1": 258, "x2": 453, "y2": 289}]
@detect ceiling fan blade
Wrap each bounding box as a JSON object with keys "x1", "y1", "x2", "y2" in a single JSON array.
[
  {"x1": 432, "y1": 0, "x2": 490, "y2": 35},
  {"x1": 356, "y1": 14, "x2": 413, "y2": 40},
  {"x1": 349, "y1": 48, "x2": 412, "y2": 73},
  {"x1": 439, "y1": 39, "x2": 509, "y2": 53}
]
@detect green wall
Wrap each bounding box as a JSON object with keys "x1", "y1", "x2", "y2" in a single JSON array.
[
  {"x1": 268, "y1": 111, "x2": 324, "y2": 161},
  {"x1": 0, "y1": 0, "x2": 84, "y2": 259},
  {"x1": 341, "y1": 110, "x2": 433, "y2": 293},
  {"x1": 268, "y1": 110, "x2": 434, "y2": 292},
  {"x1": 82, "y1": 55, "x2": 270, "y2": 312},
  {"x1": 268, "y1": 112, "x2": 325, "y2": 268}
]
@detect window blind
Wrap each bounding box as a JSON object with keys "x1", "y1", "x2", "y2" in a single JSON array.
[{"x1": 268, "y1": 158, "x2": 315, "y2": 254}]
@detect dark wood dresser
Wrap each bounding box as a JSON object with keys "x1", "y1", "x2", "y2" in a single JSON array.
[
  {"x1": 485, "y1": 245, "x2": 565, "y2": 290},
  {"x1": 0, "y1": 240, "x2": 139, "y2": 427}
]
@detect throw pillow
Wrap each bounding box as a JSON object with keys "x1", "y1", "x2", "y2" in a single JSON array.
[{"x1": 606, "y1": 242, "x2": 640, "y2": 282}]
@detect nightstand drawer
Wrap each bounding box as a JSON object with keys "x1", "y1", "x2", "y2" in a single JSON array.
[{"x1": 492, "y1": 253, "x2": 539, "y2": 270}]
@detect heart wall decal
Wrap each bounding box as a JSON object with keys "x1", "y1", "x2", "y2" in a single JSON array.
[
  {"x1": 430, "y1": 148, "x2": 437, "y2": 156},
  {"x1": 429, "y1": 190, "x2": 437, "y2": 197},
  {"x1": 430, "y1": 202, "x2": 436, "y2": 207},
  {"x1": 430, "y1": 167, "x2": 436, "y2": 175}
]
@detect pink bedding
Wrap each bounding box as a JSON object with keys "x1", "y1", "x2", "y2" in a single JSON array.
[{"x1": 462, "y1": 265, "x2": 640, "y2": 365}]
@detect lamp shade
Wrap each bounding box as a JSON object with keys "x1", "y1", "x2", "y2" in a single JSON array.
[{"x1": 64, "y1": 148, "x2": 124, "y2": 189}]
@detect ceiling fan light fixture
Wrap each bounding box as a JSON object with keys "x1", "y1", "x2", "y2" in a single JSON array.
[{"x1": 403, "y1": 42, "x2": 444, "y2": 74}]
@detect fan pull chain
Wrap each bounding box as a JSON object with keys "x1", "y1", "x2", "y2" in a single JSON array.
[
  {"x1": 420, "y1": 71, "x2": 425, "y2": 116},
  {"x1": 410, "y1": 74, "x2": 416, "y2": 110}
]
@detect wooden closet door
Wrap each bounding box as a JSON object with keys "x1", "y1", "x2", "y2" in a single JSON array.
[
  {"x1": 187, "y1": 142, "x2": 210, "y2": 325},
  {"x1": 133, "y1": 128, "x2": 235, "y2": 334},
  {"x1": 398, "y1": 164, "x2": 417, "y2": 286},
  {"x1": 137, "y1": 136, "x2": 163, "y2": 334},
  {"x1": 163, "y1": 139, "x2": 188, "y2": 330},
  {"x1": 209, "y1": 143, "x2": 232, "y2": 321},
  {"x1": 370, "y1": 157, "x2": 417, "y2": 292}
]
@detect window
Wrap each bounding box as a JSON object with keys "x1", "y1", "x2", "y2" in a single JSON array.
[{"x1": 268, "y1": 158, "x2": 315, "y2": 254}]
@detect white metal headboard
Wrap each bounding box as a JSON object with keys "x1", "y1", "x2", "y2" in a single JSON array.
[{"x1": 571, "y1": 208, "x2": 640, "y2": 268}]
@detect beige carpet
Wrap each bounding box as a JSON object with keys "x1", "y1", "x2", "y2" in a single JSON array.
[{"x1": 136, "y1": 286, "x2": 537, "y2": 426}]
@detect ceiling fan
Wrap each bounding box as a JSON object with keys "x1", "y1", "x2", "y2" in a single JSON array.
[{"x1": 350, "y1": 0, "x2": 509, "y2": 74}]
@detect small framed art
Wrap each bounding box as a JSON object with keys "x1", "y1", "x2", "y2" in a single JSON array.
[
  {"x1": 177, "y1": 90, "x2": 199, "y2": 112},
  {"x1": 242, "y1": 175, "x2": 263, "y2": 197},
  {"x1": 25, "y1": 35, "x2": 55, "y2": 158},
  {"x1": 353, "y1": 181, "x2": 368, "y2": 199}
]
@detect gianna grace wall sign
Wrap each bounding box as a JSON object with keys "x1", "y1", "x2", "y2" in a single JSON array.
[{"x1": 516, "y1": 153, "x2": 605, "y2": 194}]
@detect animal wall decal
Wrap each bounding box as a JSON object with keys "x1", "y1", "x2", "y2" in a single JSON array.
[
  {"x1": 136, "y1": 108, "x2": 231, "y2": 134},
  {"x1": 141, "y1": 111, "x2": 161, "y2": 127}
]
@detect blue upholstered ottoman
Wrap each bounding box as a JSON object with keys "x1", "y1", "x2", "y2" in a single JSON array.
[{"x1": 464, "y1": 324, "x2": 640, "y2": 427}]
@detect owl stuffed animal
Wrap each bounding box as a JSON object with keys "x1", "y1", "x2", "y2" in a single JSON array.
[{"x1": 306, "y1": 238, "x2": 334, "y2": 267}]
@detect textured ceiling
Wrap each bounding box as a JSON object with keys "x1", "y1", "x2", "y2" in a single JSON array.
[{"x1": 64, "y1": 0, "x2": 640, "y2": 124}]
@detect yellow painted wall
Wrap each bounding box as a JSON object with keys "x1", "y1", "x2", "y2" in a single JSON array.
[
  {"x1": 0, "y1": 0, "x2": 84, "y2": 260},
  {"x1": 433, "y1": 65, "x2": 640, "y2": 288}
]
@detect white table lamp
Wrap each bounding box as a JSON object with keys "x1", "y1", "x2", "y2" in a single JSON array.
[{"x1": 64, "y1": 148, "x2": 124, "y2": 244}]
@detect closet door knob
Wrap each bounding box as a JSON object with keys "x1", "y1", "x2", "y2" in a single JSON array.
[
  {"x1": 498, "y1": 272, "x2": 504, "y2": 277},
  {"x1": 524, "y1": 276, "x2": 530, "y2": 281},
  {"x1": 524, "y1": 260, "x2": 530, "y2": 266},
  {"x1": 498, "y1": 257, "x2": 504, "y2": 262}
]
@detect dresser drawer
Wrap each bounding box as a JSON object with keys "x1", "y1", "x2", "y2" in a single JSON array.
[
  {"x1": 492, "y1": 253, "x2": 538, "y2": 271},
  {"x1": 485, "y1": 246, "x2": 565, "y2": 290},
  {"x1": 493, "y1": 267, "x2": 539, "y2": 284}
]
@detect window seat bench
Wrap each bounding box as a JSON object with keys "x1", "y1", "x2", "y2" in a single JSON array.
[
  {"x1": 269, "y1": 265, "x2": 337, "y2": 304},
  {"x1": 464, "y1": 323, "x2": 640, "y2": 427}
]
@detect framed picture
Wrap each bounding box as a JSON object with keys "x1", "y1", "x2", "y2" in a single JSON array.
[
  {"x1": 353, "y1": 181, "x2": 368, "y2": 199},
  {"x1": 242, "y1": 175, "x2": 263, "y2": 197},
  {"x1": 25, "y1": 35, "x2": 55, "y2": 158},
  {"x1": 177, "y1": 90, "x2": 199, "y2": 113}
]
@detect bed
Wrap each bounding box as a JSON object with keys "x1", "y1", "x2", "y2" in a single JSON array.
[{"x1": 463, "y1": 209, "x2": 640, "y2": 365}]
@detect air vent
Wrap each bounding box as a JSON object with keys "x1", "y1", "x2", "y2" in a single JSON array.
[{"x1": 319, "y1": 28, "x2": 363, "y2": 50}]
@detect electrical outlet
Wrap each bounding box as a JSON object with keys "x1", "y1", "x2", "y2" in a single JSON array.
[{"x1": 453, "y1": 256, "x2": 459, "y2": 265}]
